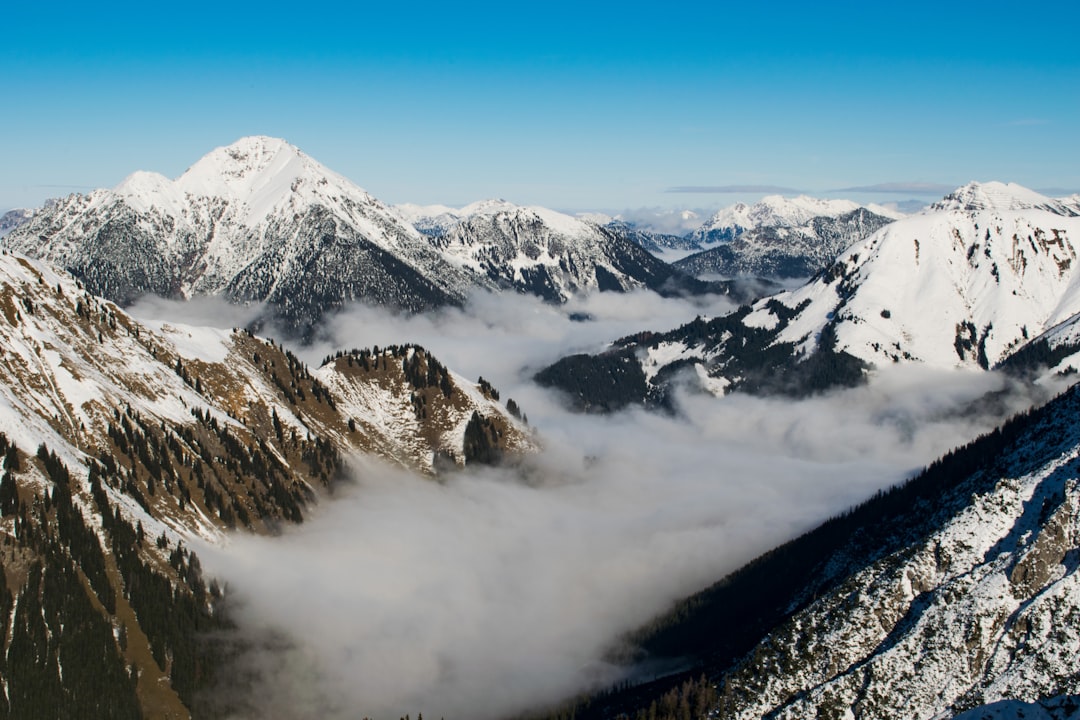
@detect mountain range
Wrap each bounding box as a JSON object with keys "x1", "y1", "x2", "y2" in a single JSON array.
[
  {"x1": 536, "y1": 182, "x2": 1080, "y2": 411},
  {"x1": 395, "y1": 198, "x2": 733, "y2": 302},
  {"x1": 5, "y1": 135, "x2": 1080, "y2": 719},
  {"x1": 2, "y1": 138, "x2": 738, "y2": 337},
  {"x1": 674, "y1": 203, "x2": 897, "y2": 279}
]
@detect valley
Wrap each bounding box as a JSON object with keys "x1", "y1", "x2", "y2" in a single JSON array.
[{"x1": 2, "y1": 138, "x2": 1080, "y2": 720}]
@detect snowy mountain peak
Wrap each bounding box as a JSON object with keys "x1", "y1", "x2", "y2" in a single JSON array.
[
  {"x1": 694, "y1": 195, "x2": 866, "y2": 245},
  {"x1": 457, "y1": 198, "x2": 519, "y2": 216},
  {"x1": 174, "y1": 135, "x2": 364, "y2": 216},
  {"x1": 2, "y1": 137, "x2": 477, "y2": 327},
  {"x1": 750, "y1": 185, "x2": 1080, "y2": 369},
  {"x1": 931, "y1": 181, "x2": 1078, "y2": 216},
  {"x1": 113, "y1": 170, "x2": 187, "y2": 215}
]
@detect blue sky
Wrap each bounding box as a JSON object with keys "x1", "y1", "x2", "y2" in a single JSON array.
[{"x1": 2, "y1": 1, "x2": 1077, "y2": 213}]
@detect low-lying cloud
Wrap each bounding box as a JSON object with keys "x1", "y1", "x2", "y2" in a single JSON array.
[{"x1": 193, "y1": 289, "x2": 1051, "y2": 720}]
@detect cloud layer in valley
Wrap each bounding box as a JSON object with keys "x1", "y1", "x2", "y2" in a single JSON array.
[{"x1": 186, "y1": 289, "x2": 1055, "y2": 720}]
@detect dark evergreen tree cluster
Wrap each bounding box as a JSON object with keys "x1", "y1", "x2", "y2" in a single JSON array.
[
  {"x1": 262, "y1": 344, "x2": 337, "y2": 409},
  {"x1": 462, "y1": 411, "x2": 503, "y2": 466},
  {"x1": 0, "y1": 434, "x2": 19, "y2": 516},
  {"x1": 87, "y1": 452, "x2": 229, "y2": 713},
  {"x1": 477, "y1": 376, "x2": 499, "y2": 400},
  {"x1": 534, "y1": 350, "x2": 650, "y2": 413},
  {"x1": 954, "y1": 320, "x2": 993, "y2": 369},
  {"x1": 102, "y1": 393, "x2": 337, "y2": 531},
  {"x1": 0, "y1": 439, "x2": 217, "y2": 719},
  {"x1": 1000, "y1": 336, "x2": 1080, "y2": 378},
  {"x1": 325, "y1": 344, "x2": 457, "y2": 399},
  {"x1": 506, "y1": 397, "x2": 523, "y2": 421}
]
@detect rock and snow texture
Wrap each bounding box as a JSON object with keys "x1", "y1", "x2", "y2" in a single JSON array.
[
  {"x1": 535, "y1": 184, "x2": 1080, "y2": 408},
  {"x1": 2, "y1": 136, "x2": 476, "y2": 332},
  {"x1": 692, "y1": 195, "x2": 867, "y2": 244},
  {"x1": 748, "y1": 182, "x2": 1080, "y2": 369},
  {"x1": 0, "y1": 250, "x2": 531, "y2": 505},
  {"x1": 402, "y1": 199, "x2": 712, "y2": 301},
  {"x1": 4, "y1": 138, "x2": 723, "y2": 333},
  {"x1": 713, "y1": 384, "x2": 1080, "y2": 720},
  {"x1": 676, "y1": 195, "x2": 898, "y2": 278},
  {"x1": 0, "y1": 207, "x2": 35, "y2": 237}
]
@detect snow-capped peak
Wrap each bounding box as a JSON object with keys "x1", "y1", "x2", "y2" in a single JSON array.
[
  {"x1": 174, "y1": 136, "x2": 367, "y2": 223},
  {"x1": 1, "y1": 136, "x2": 479, "y2": 323},
  {"x1": 114, "y1": 170, "x2": 188, "y2": 216},
  {"x1": 695, "y1": 195, "x2": 865, "y2": 243},
  {"x1": 178, "y1": 136, "x2": 300, "y2": 191},
  {"x1": 457, "y1": 198, "x2": 520, "y2": 217},
  {"x1": 930, "y1": 181, "x2": 1079, "y2": 216}
]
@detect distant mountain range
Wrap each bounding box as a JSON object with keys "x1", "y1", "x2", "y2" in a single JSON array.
[
  {"x1": 581, "y1": 195, "x2": 906, "y2": 280},
  {"x1": 536, "y1": 182, "x2": 1080, "y2": 411},
  {"x1": 675, "y1": 203, "x2": 897, "y2": 278},
  {"x1": 0, "y1": 207, "x2": 36, "y2": 237},
  {"x1": 6, "y1": 136, "x2": 1080, "y2": 719},
  {"x1": 2, "y1": 138, "x2": 738, "y2": 336},
  {"x1": 394, "y1": 198, "x2": 733, "y2": 302}
]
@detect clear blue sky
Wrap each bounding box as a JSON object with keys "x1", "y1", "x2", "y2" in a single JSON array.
[{"x1": 2, "y1": 1, "x2": 1077, "y2": 213}]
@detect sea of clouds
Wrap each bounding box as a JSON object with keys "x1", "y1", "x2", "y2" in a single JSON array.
[{"x1": 133, "y1": 290, "x2": 1053, "y2": 720}]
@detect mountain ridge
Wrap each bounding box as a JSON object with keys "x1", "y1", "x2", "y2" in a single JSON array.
[
  {"x1": 2, "y1": 137, "x2": 477, "y2": 333},
  {"x1": 535, "y1": 182, "x2": 1080, "y2": 411},
  {"x1": 539, "y1": 379, "x2": 1080, "y2": 720},
  {"x1": 0, "y1": 247, "x2": 534, "y2": 717}
]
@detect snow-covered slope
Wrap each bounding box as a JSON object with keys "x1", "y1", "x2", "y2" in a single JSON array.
[
  {"x1": 751, "y1": 182, "x2": 1080, "y2": 368},
  {"x1": 2, "y1": 137, "x2": 477, "y2": 333},
  {"x1": 404, "y1": 199, "x2": 723, "y2": 302},
  {"x1": 0, "y1": 250, "x2": 531, "y2": 496},
  {"x1": 573, "y1": 381, "x2": 1080, "y2": 720},
  {"x1": 535, "y1": 183, "x2": 1080, "y2": 409},
  {"x1": 705, "y1": 383, "x2": 1080, "y2": 719}
]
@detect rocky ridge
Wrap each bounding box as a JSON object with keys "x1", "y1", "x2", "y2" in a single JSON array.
[{"x1": 0, "y1": 249, "x2": 530, "y2": 717}]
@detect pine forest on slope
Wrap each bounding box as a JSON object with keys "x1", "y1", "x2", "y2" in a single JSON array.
[{"x1": 0, "y1": 249, "x2": 530, "y2": 718}]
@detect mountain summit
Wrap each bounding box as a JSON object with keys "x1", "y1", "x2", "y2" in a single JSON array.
[
  {"x1": 536, "y1": 183, "x2": 1080, "y2": 410},
  {"x1": 931, "y1": 181, "x2": 1080, "y2": 215},
  {"x1": 5, "y1": 137, "x2": 738, "y2": 332},
  {"x1": 3, "y1": 137, "x2": 475, "y2": 334}
]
